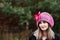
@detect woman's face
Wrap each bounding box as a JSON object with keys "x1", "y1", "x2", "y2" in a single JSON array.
[{"x1": 39, "y1": 21, "x2": 49, "y2": 31}]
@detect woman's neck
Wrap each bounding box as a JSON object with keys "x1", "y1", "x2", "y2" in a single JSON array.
[
  {"x1": 42, "y1": 31, "x2": 48, "y2": 40},
  {"x1": 42, "y1": 31, "x2": 47, "y2": 37}
]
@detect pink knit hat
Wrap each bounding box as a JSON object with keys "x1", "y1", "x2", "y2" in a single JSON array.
[{"x1": 34, "y1": 11, "x2": 54, "y2": 27}]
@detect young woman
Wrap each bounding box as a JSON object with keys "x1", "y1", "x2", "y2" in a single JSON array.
[{"x1": 29, "y1": 11, "x2": 60, "y2": 40}]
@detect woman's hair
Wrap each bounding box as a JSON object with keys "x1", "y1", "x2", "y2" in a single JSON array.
[{"x1": 33, "y1": 22, "x2": 55, "y2": 40}]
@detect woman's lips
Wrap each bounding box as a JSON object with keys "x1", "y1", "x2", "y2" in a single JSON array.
[{"x1": 41, "y1": 26, "x2": 45, "y2": 28}]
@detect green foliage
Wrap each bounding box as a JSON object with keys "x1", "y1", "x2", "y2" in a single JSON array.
[{"x1": 0, "y1": 1, "x2": 33, "y2": 25}]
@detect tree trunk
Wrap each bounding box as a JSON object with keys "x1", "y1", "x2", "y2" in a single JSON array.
[{"x1": 26, "y1": 21, "x2": 29, "y2": 30}]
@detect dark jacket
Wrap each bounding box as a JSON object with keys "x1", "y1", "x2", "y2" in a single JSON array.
[{"x1": 29, "y1": 34, "x2": 60, "y2": 40}]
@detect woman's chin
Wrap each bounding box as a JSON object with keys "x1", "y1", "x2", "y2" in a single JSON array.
[{"x1": 41, "y1": 28, "x2": 47, "y2": 31}]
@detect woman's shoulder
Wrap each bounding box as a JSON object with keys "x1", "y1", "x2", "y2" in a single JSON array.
[
  {"x1": 55, "y1": 33, "x2": 60, "y2": 40},
  {"x1": 29, "y1": 34, "x2": 36, "y2": 40}
]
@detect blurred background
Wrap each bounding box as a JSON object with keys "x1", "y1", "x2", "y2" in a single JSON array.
[{"x1": 0, "y1": 0, "x2": 60, "y2": 40}]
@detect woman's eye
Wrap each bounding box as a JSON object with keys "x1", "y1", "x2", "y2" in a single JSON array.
[
  {"x1": 43, "y1": 21, "x2": 46, "y2": 23},
  {"x1": 39, "y1": 22, "x2": 41, "y2": 24}
]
